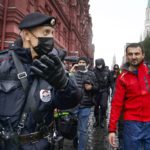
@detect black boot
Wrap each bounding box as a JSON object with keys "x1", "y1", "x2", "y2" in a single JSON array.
[
  {"x1": 100, "y1": 121, "x2": 105, "y2": 128},
  {"x1": 100, "y1": 116, "x2": 105, "y2": 128},
  {"x1": 73, "y1": 136, "x2": 78, "y2": 149},
  {"x1": 93, "y1": 121, "x2": 99, "y2": 128},
  {"x1": 93, "y1": 117, "x2": 99, "y2": 128}
]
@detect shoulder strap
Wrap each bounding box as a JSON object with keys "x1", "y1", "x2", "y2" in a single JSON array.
[
  {"x1": 17, "y1": 79, "x2": 38, "y2": 134},
  {"x1": 11, "y1": 50, "x2": 45, "y2": 134},
  {"x1": 11, "y1": 50, "x2": 29, "y2": 93},
  {"x1": 10, "y1": 50, "x2": 30, "y2": 134}
]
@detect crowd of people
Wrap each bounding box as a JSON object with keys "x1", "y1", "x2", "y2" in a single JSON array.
[{"x1": 0, "y1": 11, "x2": 149, "y2": 150}]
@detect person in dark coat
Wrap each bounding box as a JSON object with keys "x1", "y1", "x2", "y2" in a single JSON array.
[
  {"x1": 111, "y1": 64, "x2": 121, "y2": 83},
  {"x1": 0, "y1": 12, "x2": 80, "y2": 150},
  {"x1": 93, "y1": 58, "x2": 114, "y2": 128}
]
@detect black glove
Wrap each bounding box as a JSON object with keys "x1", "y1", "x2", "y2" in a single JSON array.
[{"x1": 31, "y1": 54, "x2": 68, "y2": 89}]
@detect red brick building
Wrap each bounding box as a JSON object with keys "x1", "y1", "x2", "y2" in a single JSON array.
[{"x1": 0, "y1": 0, "x2": 94, "y2": 62}]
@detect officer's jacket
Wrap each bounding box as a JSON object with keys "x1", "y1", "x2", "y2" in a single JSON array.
[
  {"x1": 0, "y1": 46, "x2": 80, "y2": 133},
  {"x1": 73, "y1": 70, "x2": 98, "y2": 107}
]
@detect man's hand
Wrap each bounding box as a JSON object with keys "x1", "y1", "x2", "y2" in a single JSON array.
[
  {"x1": 31, "y1": 54, "x2": 68, "y2": 89},
  {"x1": 108, "y1": 132, "x2": 118, "y2": 148},
  {"x1": 70, "y1": 64, "x2": 78, "y2": 73}
]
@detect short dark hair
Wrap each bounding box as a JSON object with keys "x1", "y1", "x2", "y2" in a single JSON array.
[
  {"x1": 77, "y1": 56, "x2": 89, "y2": 64},
  {"x1": 125, "y1": 43, "x2": 144, "y2": 54}
]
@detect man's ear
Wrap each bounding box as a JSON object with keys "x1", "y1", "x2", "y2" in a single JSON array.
[
  {"x1": 143, "y1": 53, "x2": 145, "y2": 58},
  {"x1": 22, "y1": 29, "x2": 31, "y2": 41}
]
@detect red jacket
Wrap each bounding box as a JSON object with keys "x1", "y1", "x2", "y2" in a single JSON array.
[{"x1": 109, "y1": 62, "x2": 150, "y2": 132}]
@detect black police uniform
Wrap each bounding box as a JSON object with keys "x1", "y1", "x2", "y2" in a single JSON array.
[{"x1": 0, "y1": 12, "x2": 80, "y2": 150}]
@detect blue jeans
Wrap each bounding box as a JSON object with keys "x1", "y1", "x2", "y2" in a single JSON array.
[
  {"x1": 74, "y1": 107, "x2": 91, "y2": 150},
  {"x1": 123, "y1": 121, "x2": 150, "y2": 150}
]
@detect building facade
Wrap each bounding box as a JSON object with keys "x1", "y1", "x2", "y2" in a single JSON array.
[{"x1": 0, "y1": 0, "x2": 94, "y2": 62}]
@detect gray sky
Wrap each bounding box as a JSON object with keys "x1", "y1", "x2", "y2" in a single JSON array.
[{"x1": 89, "y1": 0, "x2": 147, "y2": 68}]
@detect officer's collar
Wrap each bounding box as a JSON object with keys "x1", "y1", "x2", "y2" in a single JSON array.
[{"x1": 9, "y1": 43, "x2": 33, "y2": 64}]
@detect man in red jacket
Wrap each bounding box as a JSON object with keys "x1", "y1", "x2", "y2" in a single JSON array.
[{"x1": 108, "y1": 43, "x2": 150, "y2": 150}]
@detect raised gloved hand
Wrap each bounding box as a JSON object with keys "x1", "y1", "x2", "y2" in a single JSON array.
[{"x1": 31, "y1": 54, "x2": 68, "y2": 89}]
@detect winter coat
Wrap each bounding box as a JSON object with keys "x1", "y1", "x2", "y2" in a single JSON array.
[{"x1": 73, "y1": 70, "x2": 98, "y2": 107}]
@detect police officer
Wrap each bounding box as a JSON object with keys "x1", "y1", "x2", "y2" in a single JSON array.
[
  {"x1": 0, "y1": 12, "x2": 80, "y2": 150},
  {"x1": 93, "y1": 58, "x2": 114, "y2": 128}
]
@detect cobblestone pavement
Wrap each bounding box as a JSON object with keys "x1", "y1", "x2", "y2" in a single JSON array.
[
  {"x1": 86, "y1": 110, "x2": 110, "y2": 150},
  {"x1": 63, "y1": 102, "x2": 118, "y2": 150}
]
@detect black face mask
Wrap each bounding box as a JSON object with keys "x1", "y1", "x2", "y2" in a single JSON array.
[{"x1": 33, "y1": 37, "x2": 54, "y2": 57}]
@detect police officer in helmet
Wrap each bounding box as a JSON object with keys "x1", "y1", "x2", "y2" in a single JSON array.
[{"x1": 0, "y1": 12, "x2": 80, "y2": 150}]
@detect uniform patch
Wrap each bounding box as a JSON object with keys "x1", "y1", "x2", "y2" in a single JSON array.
[{"x1": 40, "y1": 89, "x2": 51, "y2": 102}]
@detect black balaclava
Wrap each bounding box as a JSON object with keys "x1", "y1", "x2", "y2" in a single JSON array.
[{"x1": 95, "y1": 58, "x2": 105, "y2": 70}]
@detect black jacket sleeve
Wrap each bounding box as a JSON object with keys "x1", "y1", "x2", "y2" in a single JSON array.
[
  {"x1": 91, "y1": 72, "x2": 99, "y2": 92},
  {"x1": 53, "y1": 76, "x2": 81, "y2": 110}
]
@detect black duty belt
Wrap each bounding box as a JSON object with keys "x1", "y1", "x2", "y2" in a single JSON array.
[
  {"x1": 19, "y1": 122, "x2": 54, "y2": 144},
  {"x1": 19, "y1": 131, "x2": 47, "y2": 144}
]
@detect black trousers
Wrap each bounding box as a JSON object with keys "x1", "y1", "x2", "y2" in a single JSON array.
[{"x1": 94, "y1": 91, "x2": 109, "y2": 123}]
